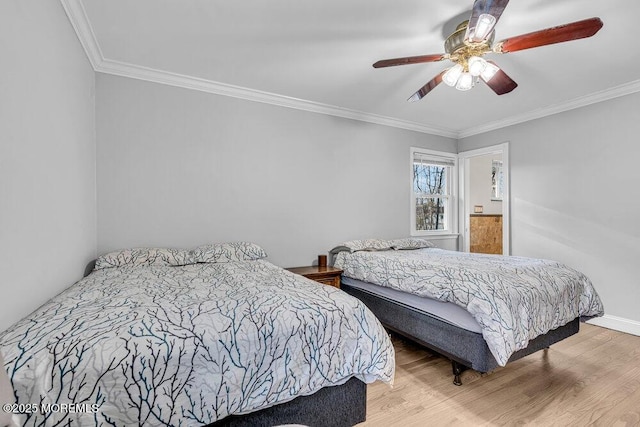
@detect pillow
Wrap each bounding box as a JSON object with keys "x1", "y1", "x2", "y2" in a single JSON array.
[
  {"x1": 389, "y1": 238, "x2": 434, "y2": 250},
  {"x1": 330, "y1": 238, "x2": 435, "y2": 255},
  {"x1": 94, "y1": 248, "x2": 193, "y2": 270},
  {"x1": 331, "y1": 239, "x2": 393, "y2": 253},
  {"x1": 192, "y1": 242, "x2": 268, "y2": 263}
]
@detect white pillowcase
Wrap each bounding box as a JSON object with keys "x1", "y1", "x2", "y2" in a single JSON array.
[
  {"x1": 388, "y1": 238, "x2": 434, "y2": 250},
  {"x1": 94, "y1": 248, "x2": 194, "y2": 270},
  {"x1": 338, "y1": 239, "x2": 394, "y2": 252},
  {"x1": 332, "y1": 238, "x2": 434, "y2": 254},
  {"x1": 192, "y1": 242, "x2": 268, "y2": 263}
]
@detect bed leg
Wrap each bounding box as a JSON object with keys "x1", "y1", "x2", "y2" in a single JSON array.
[{"x1": 452, "y1": 361, "x2": 468, "y2": 386}]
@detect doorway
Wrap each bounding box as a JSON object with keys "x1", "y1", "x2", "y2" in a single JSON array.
[{"x1": 458, "y1": 143, "x2": 510, "y2": 255}]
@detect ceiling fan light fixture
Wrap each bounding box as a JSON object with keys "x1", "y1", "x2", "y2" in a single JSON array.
[
  {"x1": 372, "y1": 1, "x2": 604, "y2": 101},
  {"x1": 442, "y1": 64, "x2": 464, "y2": 87},
  {"x1": 455, "y1": 72, "x2": 475, "y2": 91},
  {"x1": 471, "y1": 13, "x2": 497, "y2": 41},
  {"x1": 480, "y1": 62, "x2": 500, "y2": 82},
  {"x1": 468, "y1": 56, "x2": 487, "y2": 76}
]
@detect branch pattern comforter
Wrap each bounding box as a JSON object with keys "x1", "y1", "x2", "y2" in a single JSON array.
[
  {"x1": 0, "y1": 254, "x2": 394, "y2": 426},
  {"x1": 333, "y1": 244, "x2": 603, "y2": 366}
]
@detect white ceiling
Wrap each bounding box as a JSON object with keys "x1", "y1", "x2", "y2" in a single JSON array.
[{"x1": 64, "y1": 0, "x2": 640, "y2": 138}]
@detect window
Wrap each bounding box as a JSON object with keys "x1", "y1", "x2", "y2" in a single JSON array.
[{"x1": 410, "y1": 148, "x2": 457, "y2": 236}]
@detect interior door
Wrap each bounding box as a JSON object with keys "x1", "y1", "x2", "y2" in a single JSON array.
[{"x1": 458, "y1": 143, "x2": 510, "y2": 255}]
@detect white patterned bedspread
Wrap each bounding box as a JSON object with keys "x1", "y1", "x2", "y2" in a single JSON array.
[
  {"x1": 0, "y1": 260, "x2": 394, "y2": 426},
  {"x1": 334, "y1": 248, "x2": 604, "y2": 366}
]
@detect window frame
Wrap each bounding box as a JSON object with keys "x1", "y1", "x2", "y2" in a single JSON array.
[{"x1": 410, "y1": 147, "x2": 459, "y2": 237}]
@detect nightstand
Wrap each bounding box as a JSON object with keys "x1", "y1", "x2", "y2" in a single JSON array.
[{"x1": 285, "y1": 266, "x2": 343, "y2": 288}]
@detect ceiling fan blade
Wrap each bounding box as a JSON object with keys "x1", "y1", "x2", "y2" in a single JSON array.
[
  {"x1": 465, "y1": 0, "x2": 510, "y2": 43},
  {"x1": 373, "y1": 54, "x2": 447, "y2": 68},
  {"x1": 494, "y1": 17, "x2": 603, "y2": 53},
  {"x1": 481, "y1": 61, "x2": 517, "y2": 95},
  {"x1": 408, "y1": 71, "x2": 445, "y2": 102}
]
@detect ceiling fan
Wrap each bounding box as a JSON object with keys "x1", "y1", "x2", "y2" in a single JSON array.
[{"x1": 373, "y1": 0, "x2": 603, "y2": 101}]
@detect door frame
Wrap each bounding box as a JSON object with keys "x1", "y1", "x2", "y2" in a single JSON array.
[{"x1": 458, "y1": 142, "x2": 510, "y2": 255}]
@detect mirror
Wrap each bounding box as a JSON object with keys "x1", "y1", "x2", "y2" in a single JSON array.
[{"x1": 491, "y1": 160, "x2": 503, "y2": 201}]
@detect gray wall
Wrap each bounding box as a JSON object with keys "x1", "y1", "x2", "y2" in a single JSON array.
[
  {"x1": 4, "y1": 1, "x2": 634, "y2": 333},
  {"x1": 0, "y1": 1, "x2": 96, "y2": 331},
  {"x1": 459, "y1": 92, "x2": 640, "y2": 325},
  {"x1": 96, "y1": 74, "x2": 457, "y2": 267}
]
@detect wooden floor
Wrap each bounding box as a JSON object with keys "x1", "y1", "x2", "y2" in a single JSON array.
[{"x1": 362, "y1": 324, "x2": 640, "y2": 426}]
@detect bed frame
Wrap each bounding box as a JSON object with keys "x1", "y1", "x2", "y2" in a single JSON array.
[
  {"x1": 206, "y1": 377, "x2": 366, "y2": 426},
  {"x1": 342, "y1": 283, "x2": 580, "y2": 386}
]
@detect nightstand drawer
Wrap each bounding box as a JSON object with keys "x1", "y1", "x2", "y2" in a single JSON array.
[
  {"x1": 314, "y1": 276, "x2": 341, "y2": 288},
  {"x1": 285, "y1": 266, "x2": 343, "y2": 289}
]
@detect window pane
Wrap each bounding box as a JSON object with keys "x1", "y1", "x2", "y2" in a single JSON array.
[
  {"x1": 415, "y1": 197, "x2": 447, "y2": 230},
  {"x1": 411, "y1": 149, "x2": 456, "y2": 235},
  {"x1": 413, "y1": 163, "x2": 448, "y2": 196}
]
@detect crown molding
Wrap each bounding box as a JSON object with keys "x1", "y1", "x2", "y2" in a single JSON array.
[
  {"x1": 59, "y1": 0, "x2": 457, "y2": 139},
  {"x1": 62, "y1": 0, "x2": 640, "y2": 141},
  {"x1": 458, "y1": 79, "x2": 640, "y2": 138},
  {"x1": 60, "y1": 0, "x2": 103, "y2": 69},
  {"x1": 96, "y1": 58, "x2": 459, "y2": 138}
]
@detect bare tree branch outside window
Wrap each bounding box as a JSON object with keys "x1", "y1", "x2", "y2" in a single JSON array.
[{"x1": 413, "y1": 163, "x2": 447, "y2": 231}]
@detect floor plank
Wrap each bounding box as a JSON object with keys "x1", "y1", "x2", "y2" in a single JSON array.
[{"x1": 362, "y1": 324, "x2": 640, "y2": 426}]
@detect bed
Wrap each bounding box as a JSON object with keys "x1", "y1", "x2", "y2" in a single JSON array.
[
  {"x1": 0, "y1": 242, "x2": 394, "y2": 426},
  {"x1": 330, "y1": 238, "x2": 604, "y2": 385}
]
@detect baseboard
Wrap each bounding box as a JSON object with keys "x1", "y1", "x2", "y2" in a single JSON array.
[{"x1": 587, "y1": 314, "x2": 640, "y2": 337}]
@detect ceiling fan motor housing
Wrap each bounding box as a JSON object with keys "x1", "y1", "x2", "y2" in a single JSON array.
[
  {"x1": 444, "y1": 21, "x2": 495, "y2": 70},
  {"x1": 445, "y1": 21, "x2": 495, "y2": 52}
]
